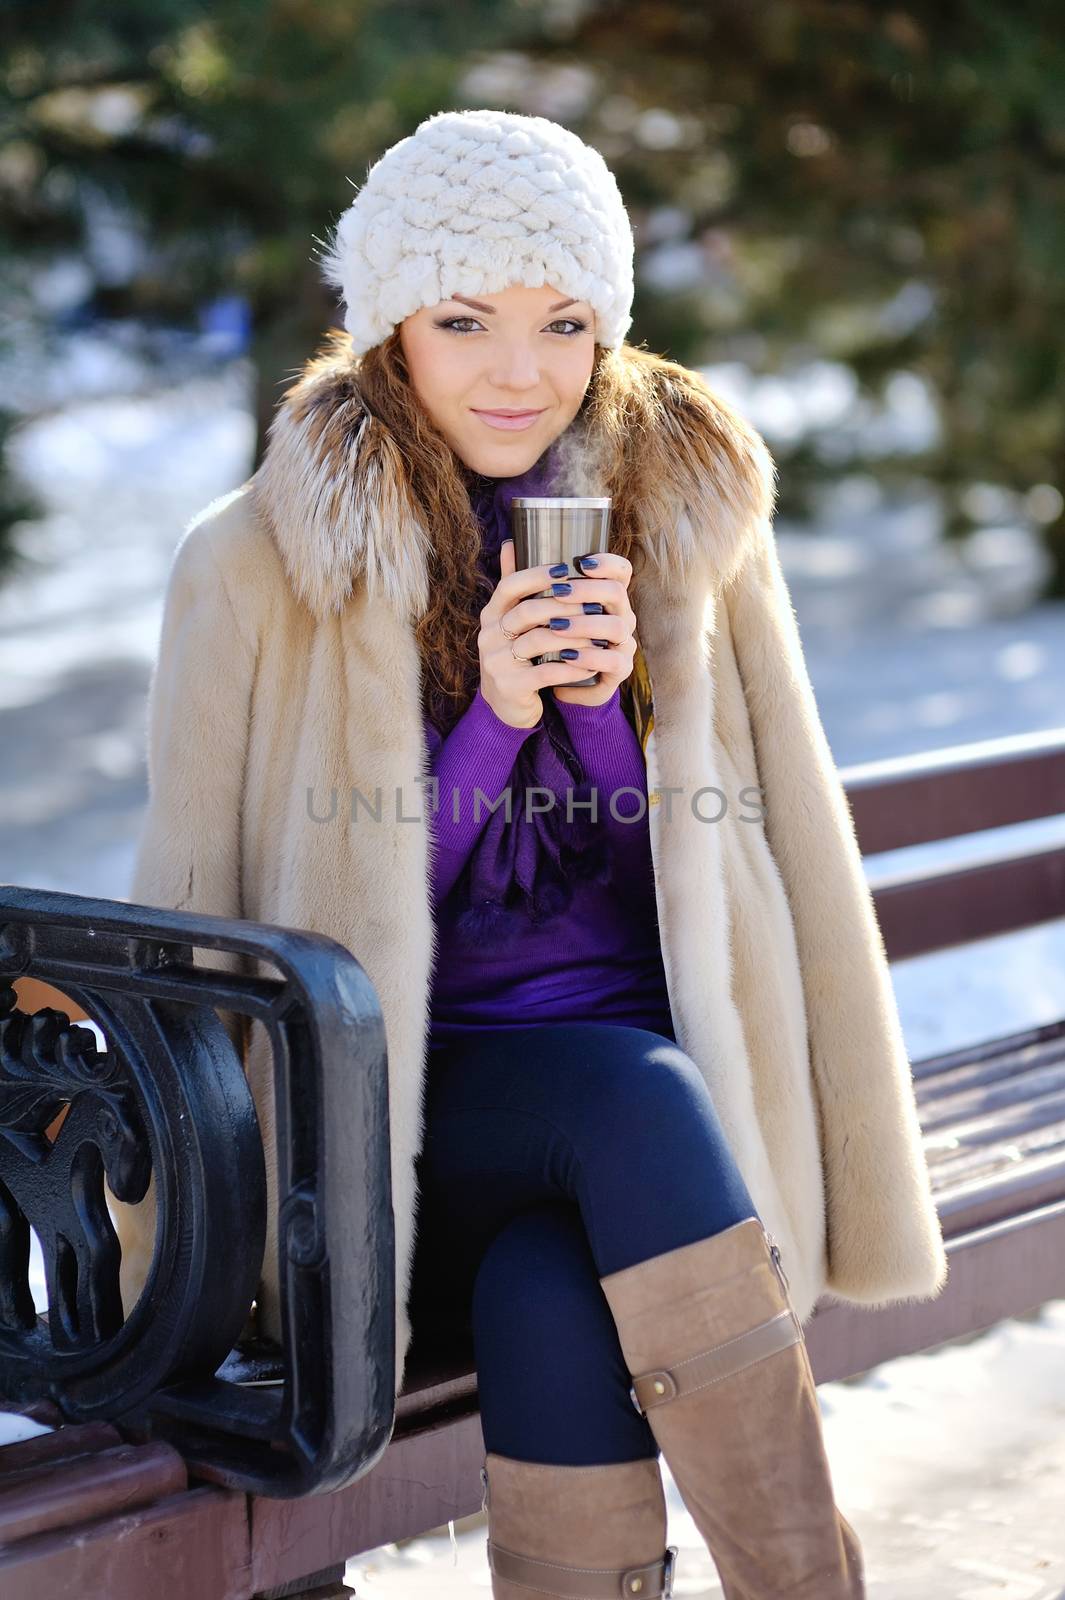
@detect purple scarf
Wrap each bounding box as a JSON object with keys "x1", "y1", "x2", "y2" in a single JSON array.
[{"x1": 440, "y1": 444, "x2": 617, "y2": 950}]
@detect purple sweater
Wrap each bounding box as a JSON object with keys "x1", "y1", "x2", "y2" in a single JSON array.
[{"x1": 425, "y1": 685, "x2": 676, "y2": 1050}]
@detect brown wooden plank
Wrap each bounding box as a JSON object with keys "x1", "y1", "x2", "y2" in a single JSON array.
[
  {"x1": 842, "y1": 730, "x2": 1065, "y2": 853},
  {"x1": 917, "y1": 1062, "x2": 1065, "y2": 1133},
  {"x1": 925, "y1": 1120, "x2": 1065, "y2": 1189},
  {"x1": 872, "y1": 846, "x2": 1065, "y2": 958},
  {"x1": 915, "y1": 1035, "x2": 1065, "y2": 1105},
  {"x1": 804, "y1": 1197, "x2": 1065, "y2": 1383},
  {"x1": 933, "y1": 1150, "x2": 1065, "y2": 1235},
  {"x1": 248, "y1": 1409, "x2": 486, "y2": 1583},
  {"x1": 0, "y1": 1485, "x2": 250, "y2": 1600},
  {"x1": 0, "y1": 1441, "x2": 187, "y2": 1545},
  {"x1": 395, "y1": 1357, "x2": 478, "y2": 1425},
  {"x1": 912, "y1": 1017, "x2": 1065, "y2": 1082},
  {"x1": 0, "y1": 1424, "x2": 124, "y2": 1486},
  {"x1": 921, "y1": 1088, "x2": 1065, "y2": 1160}
]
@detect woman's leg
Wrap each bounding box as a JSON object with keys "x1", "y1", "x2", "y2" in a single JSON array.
[
  {"x1": 471, "y1": 1199, "x2": 658, "y2": 1466},
  {"x1": 419, "y1": 1022, "x2": 759, "y2": 1279},
  {"x1": 417, "y1": 1024, "x2": 861, "y2": 1596},
  {"x1": 472, "y1": 1201, "x2": 677, "y2": 1600}
]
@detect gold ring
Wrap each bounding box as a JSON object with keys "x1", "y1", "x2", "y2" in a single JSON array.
[{"x1": 500, "y1": 619, "x2": 518, "y2": 642}]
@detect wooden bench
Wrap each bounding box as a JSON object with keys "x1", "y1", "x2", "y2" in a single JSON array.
[{"x1": 1, "y1": 725, "x2": 1063, "y2": 1597}]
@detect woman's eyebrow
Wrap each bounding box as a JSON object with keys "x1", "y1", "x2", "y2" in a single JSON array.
[{"x1": 447, "y1": 294, "x2": 580, "y2": 314}]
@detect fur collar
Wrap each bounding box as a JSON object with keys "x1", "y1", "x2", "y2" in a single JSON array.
[{"x1": 250, "y1": 330, "x2": 777, "y2": 622}]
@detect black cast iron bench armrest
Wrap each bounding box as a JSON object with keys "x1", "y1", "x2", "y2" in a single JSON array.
[{"x1": 0, "y1": 886, "x2": 395, "y2": 1501}]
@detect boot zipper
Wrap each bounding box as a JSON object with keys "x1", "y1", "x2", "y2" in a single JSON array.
[
  {"x1": 480, "y1": 1464, "x2": 490, "y2": 1514},
  {"x1": 765, "y1": 1230, "x2": 791, "y2": 1294}
]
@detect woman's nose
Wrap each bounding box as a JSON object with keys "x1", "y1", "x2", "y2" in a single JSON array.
[{"x1": 489, "y1": 346, "x2": 542, "y2": 386}]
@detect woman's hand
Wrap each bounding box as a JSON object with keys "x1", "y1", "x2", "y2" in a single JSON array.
[
  {"x1": 508, "y1": 543, "x2": 636, "y2": 709},
  {"x1": 478, "y1": 542, "x2": 635, "y2": 727}
]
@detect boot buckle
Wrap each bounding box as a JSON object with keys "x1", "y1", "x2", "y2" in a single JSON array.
[
  {"x1": 621, "y1": 1546, "x2": 679, "y2": 1597},
  {"x1": 630, "y1": 1369, "x2": 677, "y2": 1414}
]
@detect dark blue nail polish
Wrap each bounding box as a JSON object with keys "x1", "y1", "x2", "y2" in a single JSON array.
[
  {"x1": 577, "y1": 554, "x2": 599, "y2": 570},
  {"x1": 552, "y1": 582, "x2": 572, "y2": 596},
  {"x1": 548, "y1": 617, "x2": 571, "y2": 630},
  {"x1": 559, "y1": 648, "x2": 580, "y2": 660},
  {"x1": 592, "y1": 638, "x2": 610, "y2": 647},
  {"x1": 549, "y1": 562, "x2": 569, "y2": 577},
  {"x1": 582, "y1": 601, "x2": 604, "y2": 614}
]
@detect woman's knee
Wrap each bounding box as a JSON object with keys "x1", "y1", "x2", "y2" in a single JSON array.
[
  {"x1": 470, "y1": 1202, "x2": 659, "y2": 1465},
  {"x1": 471, "y1": 1203, "x2": 634, "y2": 1388},
  {"x1": 554, "y1": 1029, "x2": 760, "y2": 1268},
  {"x1": 570, "y1": 1028, "x2": 732, "y2": 1155},
  {"x1": 472, "y1": 1202, "x2": 600, "y2": 1347}
]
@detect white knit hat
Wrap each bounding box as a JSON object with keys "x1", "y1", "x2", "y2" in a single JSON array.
[{"x1": 318, "y1": 107, "x2": 635, "y2": 357}]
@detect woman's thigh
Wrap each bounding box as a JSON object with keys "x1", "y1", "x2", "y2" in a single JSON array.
[
  {"x1": 471, "y1": 1199, "x2": 660, "y2": 1466},
  {"x1": 419, "y1": 1021, "x2": 759, "y2": 1277}
]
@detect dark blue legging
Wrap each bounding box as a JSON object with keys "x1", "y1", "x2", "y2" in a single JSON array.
[{"x1": 409, "y1": 1022, "x2": 759, "y2": 1467}]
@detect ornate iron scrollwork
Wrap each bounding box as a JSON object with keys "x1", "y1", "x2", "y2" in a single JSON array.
[
  {"x1": 0, "y1": 885, "x2": 396, "y2": 1497},
  {"x1": 0, "y1": 995, "x2": 150, "y2": 1349}
]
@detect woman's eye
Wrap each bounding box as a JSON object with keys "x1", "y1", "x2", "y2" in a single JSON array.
[{"x1": 435, "y1": 317, "x2": 588, "y2": 337}]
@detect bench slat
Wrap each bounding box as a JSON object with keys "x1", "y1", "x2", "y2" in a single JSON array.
[
  {"x1": 872, "y1": 845, "x2": 1065, "y2": 959},
  {"x1": 0, "y1": 1441, "x2": 187, "y2": 1547},
  {"x1": 912, "y1": 1016, "x2": 1065, "y2": 1081},
  {"x1": 0, "y1": 1485, "x2": 247, "y2": 1600},
  {"x1": 926, "y1": 1150, "x2": 1065, "y2": 1237},
  {"x1": 914, "y1": 1035, "x2": 1065, "y2": 1105},
  {"x1": 805, "y1": 1198, "x2": 1065, "y2": 1382},
  {"x1": 0, "y1": 1425, "x2": 122, "y2": 1488},
  {"x1": 917, "y1": 1061, "x2": 1065, "y2": 1132},
  {"x1": 921, "y1": 1087, "x2": 1065, "y2": 1159},
  {"x1": 842, "y1": 729, "x2": 1065, "y2": 851},
  {"x1": 926, "y1": 1117, "x2": 1065, "y2": 1186}
]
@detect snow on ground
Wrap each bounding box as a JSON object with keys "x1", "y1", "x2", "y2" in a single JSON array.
[{"x1": 1, "y1": 349, "x2": 1063, "y2": 1594}]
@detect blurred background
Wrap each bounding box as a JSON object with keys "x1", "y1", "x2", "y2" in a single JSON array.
[{"x1": 2, "y1": 3, "x2": 1064, "y2": 1593}]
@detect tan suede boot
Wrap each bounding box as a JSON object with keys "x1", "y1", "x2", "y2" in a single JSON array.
[
  {"x1": 598, "y1": 1217, "x2": 865, "y2": 1599},
  {"x1": 480, "y1": 1451, "x2": 678, "y2": 1598}
]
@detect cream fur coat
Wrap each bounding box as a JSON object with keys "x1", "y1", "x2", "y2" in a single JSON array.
[{"x1": 116, "y1": 339, "x2": 949, "y2": 1403}]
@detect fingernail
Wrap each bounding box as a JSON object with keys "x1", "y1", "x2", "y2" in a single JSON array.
[
  {"x1": 548, "y1": 617, "x2": 571, "y2": 630},
  {"x1": 577, "y1": 554, "x2": 599, "y2": 569},
  {"x1": 552, "y1": 582, "x2": 572, "y2": 596},
  {"x1": 592, "y1": 639, "x2": 610, "y2": 647},
  {"x1": 549, "y1": 562, "x2": 569, "y2": 577},
  {"x1": 582, "y1": 602, "x2": 604, "y2": 614},
  {"x1": 559, "y1": 648, "x2": 580, "y2": 660}
]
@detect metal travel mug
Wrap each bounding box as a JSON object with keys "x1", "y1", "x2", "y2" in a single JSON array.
[{"x1": 509, "y1": 497, "x2": 613, "y2": 688}]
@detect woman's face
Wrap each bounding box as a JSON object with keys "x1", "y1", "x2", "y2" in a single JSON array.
[{"x1": 398, "y1": 282, "x2": 596, "y2": 476}]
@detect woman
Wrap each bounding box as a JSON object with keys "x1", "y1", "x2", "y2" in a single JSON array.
[{"x1": 120, "y1": 109, "x2": 949, "y2": 1597}]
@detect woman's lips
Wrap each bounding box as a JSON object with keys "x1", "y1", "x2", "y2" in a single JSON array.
[{"x1": 472, "y1": 409, "x2": 545, "y2": 431}]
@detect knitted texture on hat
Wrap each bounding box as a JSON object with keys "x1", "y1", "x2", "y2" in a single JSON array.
[{"x1": 318, "y1": 107, "x2": 635, "y2": 356}]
